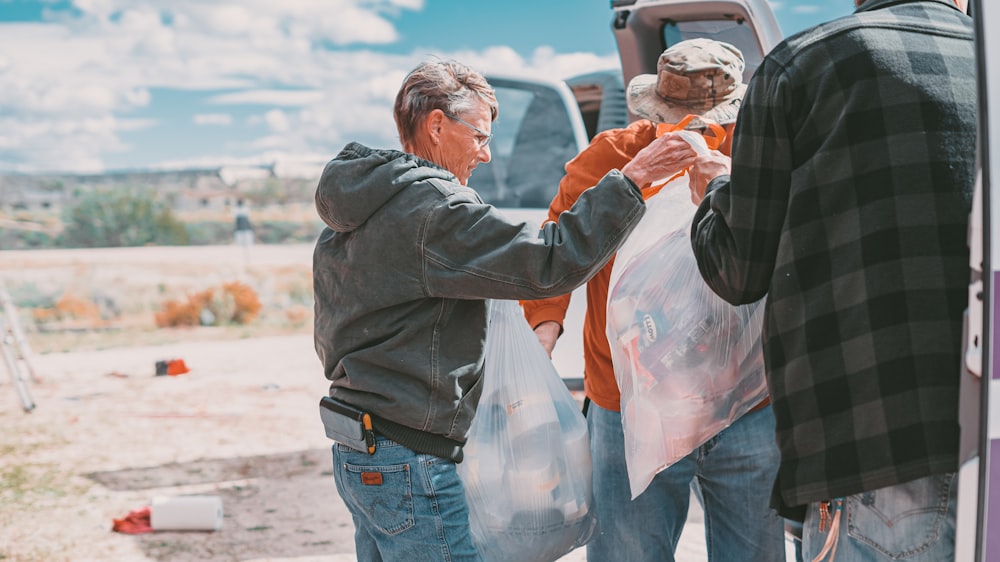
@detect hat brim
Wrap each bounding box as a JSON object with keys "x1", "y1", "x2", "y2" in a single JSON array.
[{"x1": 626, "y1": 73, "x2": 747, "y2": 126}]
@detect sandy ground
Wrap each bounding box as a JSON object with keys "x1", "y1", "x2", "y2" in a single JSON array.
[{"x1": 0, "y1": 245, "x2": 788, "y2": 561}]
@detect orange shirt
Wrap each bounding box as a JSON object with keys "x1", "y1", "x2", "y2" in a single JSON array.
[
  {"x1": 525, "y1": 119, "x2": 770, "y2": 416},
  {"x1": 523, "y1": 120, "x2": 659, "y2": 412}
]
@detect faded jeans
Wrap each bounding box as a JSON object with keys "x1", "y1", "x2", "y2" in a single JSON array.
[
  {"x1": 585, "y1": 402, "x2": 785, "y2": 562},
  {"x1": 801, "y1": 472, "x2": 957, "y2": 561},
  {"x1": 332, "y1": 436, "x2": 481, "y2": 562}
]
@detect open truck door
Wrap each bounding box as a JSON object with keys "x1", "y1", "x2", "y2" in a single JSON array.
[
  {"x1": 960, "y1": 1, "x2": 1000, "y2": 559},
  {"x1": 609, "y1": 0, "x2": 783, "y2": 113},
  {"x1": 609, "y1": 1, "x2": 997, "y2": 558}
]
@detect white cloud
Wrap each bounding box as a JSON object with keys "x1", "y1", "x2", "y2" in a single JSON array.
[
  {"x1": 72, "y1": 0, "x2": 117, "y2": 19},
  {"x1": 117, "y1": 117, "x2": 159, "y2": 132},
  {"x1": 208, "y1": 89, "x2": 326, "y2": 107},
  {"x1": 0, "y1": 0, "x2": 614, "y2": 173},
  {"x1": 168, "y1": 1, "x2": 402, "y2": 45},
  {"x1": 194, "y1": 113, "x2": 233, "y2": 126},
  {"x1": 406, "y1": 45, "x2": 619, "y2": 83},
  {"x1": 0, "y1": 114, "x2": 126, "y2": 173},
  {"x1": 0, "y1": 1, "x2": 420, "y2": 172},
  {"x1": 152, "y1": 149, "x2": 332, "y2": 173},
  {"x1": 791, "y1": 5, "x2": 821, "y2": 14},
  {"x1": 387, "y1": 0, "x2": 425, "y2": 11},
  {"x1": 195, "y1": 4, "x2": 257, "y2": 36},
  {"x1": 263, "y1": 109, "x2": 291, "y2": 133}
]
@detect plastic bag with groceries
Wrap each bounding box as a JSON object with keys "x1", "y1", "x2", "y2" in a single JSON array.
[
  {"x1": 459, "y1": 299, "x2": 596, "y2": 562},
  {"x1": 606, "y1": 122, "x2": 769, "y2": 499}
]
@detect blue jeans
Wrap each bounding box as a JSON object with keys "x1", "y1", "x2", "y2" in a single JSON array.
[
  {"x1": 801, "y1": 473, "x2": 957, "y2": 561},
  {"x1": 332, "y1": 436, "x2": 482, "y2": 562},
  {"x1": 586, "y1": 402, "x2": 785, "y2": 562}
]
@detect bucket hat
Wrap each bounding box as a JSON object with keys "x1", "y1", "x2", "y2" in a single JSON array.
[{"x1": 626, "y1": 38, "x2": 746, "y2": 126}]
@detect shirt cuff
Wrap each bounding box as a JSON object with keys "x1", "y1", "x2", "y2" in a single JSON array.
[
  {"x1": 705, "y1": 174, "x2": 731, "y2": 197},
  {"x1": 522, "y1": 302, "x2": 567, "y2": 334}
]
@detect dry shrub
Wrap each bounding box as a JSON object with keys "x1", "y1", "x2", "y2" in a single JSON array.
[
  {"x1": 30, "y1": 292, "x2": 102, "y2": 325},
  {"x1": 154, "y1": 298, "x2": 201, "y2": 327},
  {"x1": 155, "y1": 281, "x2": 262, "y2": 328},
  {"x1": 222, "y1": 281, "x2": 262, "y2": 324},
  {"x1": 55, "y1": 293, "x2": 100, "y2": 321},
  {"x1": 284, "y1": 304, "x2": 311, "y2": 327},
  {"x1": 31, "y1": 308, "x2": 57, "y2": 323}
]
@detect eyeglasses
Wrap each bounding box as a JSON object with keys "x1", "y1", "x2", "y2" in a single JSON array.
[{"x1": 444, "y1": 113, "x2": 493, "y2": 149}]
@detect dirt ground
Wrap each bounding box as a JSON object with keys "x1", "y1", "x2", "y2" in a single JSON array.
[
  {"x1": 0, "y1": 331, "x2": 357, "y2": 562},
  {"x1": 0, "y1": 245, "x2": 736, "y2": 562},
  {"x1": 0, "y1": 245, "x2": 355, "y2": 561}
]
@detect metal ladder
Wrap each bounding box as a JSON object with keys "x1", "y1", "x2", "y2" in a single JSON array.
[{"x1": 1, "y1": 281, "x2": 38, "y2": 412}]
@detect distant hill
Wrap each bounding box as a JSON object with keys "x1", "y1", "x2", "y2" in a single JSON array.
[
  {"x1": 0, "y1": 164, "x2": 327, "y2": 249},
  {"x1": 0, "y1": 163, "x2": 325, "y2": 215}
]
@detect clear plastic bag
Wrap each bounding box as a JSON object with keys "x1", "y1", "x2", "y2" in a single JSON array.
[
  {"x1": 459, "y1": 299, "x2": 596, "y2": 562},
  {"x1": 606, "y1": 133, "x2": 768, "y2": 499}
]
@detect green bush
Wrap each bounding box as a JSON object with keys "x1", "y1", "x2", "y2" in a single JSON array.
[
  {"x1": 59, "y1": 187, "x2": 189, "y2": 248},
  {"x1": 183, "y1": 221, "x2": 233, "y2": 245},
  {"x1": 254, "y1": 220, "x2": 314, "y2": 244},
  {"x1": 0, "y1": 228, "x2": 58, "y2": 250},
  {"x1": 179, "y1": 220, "x2": 323, "y2": 245}
]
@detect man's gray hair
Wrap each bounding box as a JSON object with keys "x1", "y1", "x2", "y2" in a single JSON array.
[{"x1": 394, "y1": 60, "x2": 498, "y2": 148}]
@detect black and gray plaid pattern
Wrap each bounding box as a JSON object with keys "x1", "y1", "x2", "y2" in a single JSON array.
[{"x1": 690, "y1": 0, "x2": 974, "y2": 514}]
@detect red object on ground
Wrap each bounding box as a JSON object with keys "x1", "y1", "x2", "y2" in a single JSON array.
[
  {"x1": 112, "y1": 506, "x2": 153, "y2": 534},
  {"x1": 166, "y1": 359, "x2": 190, "y2": 376}
]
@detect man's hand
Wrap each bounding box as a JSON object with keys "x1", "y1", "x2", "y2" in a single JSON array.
[
  {"x1": 688, "y1": 151, "x2": 731, "y2": 204},
  {"x1": 533, "y1": 321, "x2": 561, "y2": 358},
  {"x1": 621, "y1": 132, "x2": 698, "y2": 188}
]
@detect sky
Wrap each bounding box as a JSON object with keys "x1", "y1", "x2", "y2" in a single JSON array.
[{"x1": 0, "y1": 0, "x2": 854, "y2": 175}]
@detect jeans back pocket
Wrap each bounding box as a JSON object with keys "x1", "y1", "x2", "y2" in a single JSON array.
[
  {"x1": 340, "y1": 460, "x2": 415, "y2": 535},
  {"x1": 846, "y1": 473, "x2": 954, "y2": 559}
]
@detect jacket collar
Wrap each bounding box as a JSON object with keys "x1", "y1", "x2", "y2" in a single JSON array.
[{"x1": 855, "y1": 0, "x2": 961, "y2": 14}]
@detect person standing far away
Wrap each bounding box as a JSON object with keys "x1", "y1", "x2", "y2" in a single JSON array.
[
  {"x1": 232, "y1": 198, "x2": 254, "y2": 273},
  {"x1": 233, "y1": 198, "x2": 254, "y2": 247},
  {"x1": 524, "y1": 38, "x2": 786, "y2": 562},
  {"x1": 677, "y1": 0, "x2": 975, "y2": 560},
  {"x1": 311, "y1": 59, "x2": 695, "y2": 562}
]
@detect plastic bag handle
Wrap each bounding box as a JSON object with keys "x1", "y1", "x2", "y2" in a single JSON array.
[
  {"x1": 644, "y1": 115, "x2": 725, "y2": 198},
  {"x1": 654, "y1": 114, "x2": 725, "y2": 150}
]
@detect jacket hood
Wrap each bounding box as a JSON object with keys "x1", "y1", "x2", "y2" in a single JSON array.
[{"x1": 315, "y1": 142, "x2": 457, "y2": 232}]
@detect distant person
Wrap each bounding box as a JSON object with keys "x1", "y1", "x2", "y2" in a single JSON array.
[
  {"x1": 681, "y1": 0, "x2": 974, "y2": 559},
  {"x1": 233, "y1": 199, "x2": 254, "y2": 246},
  {"x1": 311, "y1": 59, "x2": 693, "y2": 561},
  {"x1": 524, "y1": 39, "x2": 785, "y2": 562}
]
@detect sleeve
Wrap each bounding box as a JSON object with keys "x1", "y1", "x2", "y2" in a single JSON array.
[
  {"x1": 690, "y1": 57, "x2": 793, "y2": 305},
  {"x1": 522, "y1": 124, "x2": 653, "y2": 328},
  {"x1": 421, "y1": 169, "x2": 644, "y2": 302}
]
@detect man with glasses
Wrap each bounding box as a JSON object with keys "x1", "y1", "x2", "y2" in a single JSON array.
[
  {"x1": 312, "y1": 59, "x2": 692, "y2": 561},
  {"x1": 444, "y1": 112, "x2": 492, "y2": 149}
]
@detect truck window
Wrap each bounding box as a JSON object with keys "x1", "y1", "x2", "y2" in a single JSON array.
[
  {"x1": 567, "y1": 70, "x2": 628, "y2": 140},
  {"x1": 469, "y1": 83, "x2": 577, "y2": 209},
  {"x1": 662, "y1": 19, "x2": 765, "y2": 81}
]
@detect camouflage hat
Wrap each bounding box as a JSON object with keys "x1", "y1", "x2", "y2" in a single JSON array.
[{"x1": 626, "y1": 38, "x2": 746, "y2": 126}]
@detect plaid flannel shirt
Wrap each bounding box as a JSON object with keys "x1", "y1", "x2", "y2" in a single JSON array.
[{"x1": 690, "y1": 0, "x2": 975, "y2": 516}]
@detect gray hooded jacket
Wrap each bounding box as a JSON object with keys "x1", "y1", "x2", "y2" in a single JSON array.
[{"x1": 313, "y1": 142, "x2": 644, "y2": 460}]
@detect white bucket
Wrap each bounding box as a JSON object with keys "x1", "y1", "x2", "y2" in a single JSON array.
[{"x1": 150, "y1": 495, "x2": 224, "y2": 531}]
